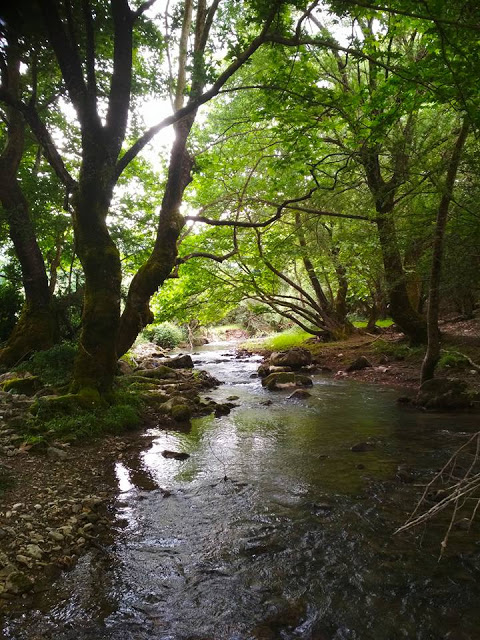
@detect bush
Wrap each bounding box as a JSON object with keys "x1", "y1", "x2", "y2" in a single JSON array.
[
  {"x1": 142, "y1": 322, "x2": 184, "y2": 349},
  {"x1": 0, "y1": 284, "x2": 23, "y2": 343},
  {"x1": 438, "y1": 351, "x2": 469, "y2": 370},
  {"x1": 15, "y1": 341, "x2": 77, "y2": 386}
]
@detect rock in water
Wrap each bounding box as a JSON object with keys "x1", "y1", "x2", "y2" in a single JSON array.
[
  {"x1": 287, "y1": 389, "x2": 311, "y2": 399},
  {"x1": 270, "y1": 348, "x2": 312, "y2": 370},
  {"x1": 162, "y1": 450, "x2": 190, "y2": 461},
  {"x1": 346, "y1": 356, "x2": 372, "y2": 372},
  {"x1": 415, "y1": 378, "x2": 472, "y2": 410},
  {"x1": 351, "y1": 442, "x2": 375, "y2": 452}
]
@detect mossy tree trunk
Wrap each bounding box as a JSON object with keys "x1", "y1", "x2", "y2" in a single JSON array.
[
  {"x1": 0, "y1": 36, "x2": 58, "y2": 368},
  {"x1": 421, "y1": 119, "x2": 469, "y2": 384},
  {"x1": 117, "y1": 115, "x2": 194, "y2": 356},
  {"x1": 116, "y1": 0, "x2": 209, "y2": 356},
  {"x1": 362, "y1": 146, "x2": 427, "y2": 345},
  {"x1": 70, "y1": 166, "x2": 122, "y2": 392}
]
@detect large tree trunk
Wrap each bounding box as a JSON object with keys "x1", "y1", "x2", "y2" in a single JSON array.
[
  {"x1": 421, "y1": 119, "x2": 469, "y2": 383},
  {"x1": 0, "y1": 38, "x2": 58, "y2": 368},
  {"x1": 117, "y1": 116, "x2": 194, "y2": 356},
  {"x1": 70, "y1": 174, "x2": 122, "y2": 392},
  {"x1": 376, "y1": 214, "x2": 427, "y2": 344}
]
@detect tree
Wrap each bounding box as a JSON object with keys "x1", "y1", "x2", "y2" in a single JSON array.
[
  {"x1": 1, "y1": 0, "x2": 305, "y2": 393},
  {"x1": 0, "y1": 33, "x2": 60, "y2": 367}
]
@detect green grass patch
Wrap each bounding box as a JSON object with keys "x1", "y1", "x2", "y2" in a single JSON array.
[
  {"x1": 245, "y1": 328, "x2": 313, "y2": 351},
  {"x1": 438, "y1": 351, "x2": 469, "y2": 370},
  {"x1": 352, "y1": 319, "x2": 394, "y2": 328}
]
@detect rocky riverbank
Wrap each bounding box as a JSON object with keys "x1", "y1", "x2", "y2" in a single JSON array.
[{"x1": 0, "y1": 342, "x2": 236, "y2": 605}]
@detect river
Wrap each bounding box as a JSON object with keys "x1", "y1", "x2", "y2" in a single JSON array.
[{"x1": 2, "y1": 344, "x2": 480, "y2": 639}]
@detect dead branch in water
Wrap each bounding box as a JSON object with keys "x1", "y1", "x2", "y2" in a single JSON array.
[{"x1": 395, "y1": 431, "x2": 480, "y2": 557}]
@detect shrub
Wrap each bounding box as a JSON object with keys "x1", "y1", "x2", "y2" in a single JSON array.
[
  {"x1": 15, "y1": 341, "x2": 77, "y2": 387},
  {"x1": 438, "y1": 351, "x2": 469, "y2": 370},
  {"x1": 0, "y1": 284, "x2": 23, "y2": 343},
  {"x1": 142, "y1": 322, "x2": 184, "y2": 349}
]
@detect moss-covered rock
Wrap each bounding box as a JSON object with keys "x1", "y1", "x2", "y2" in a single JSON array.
[
  {"x1": 262, "y1": 372, "x2": 313, "y2": 391},
  {"x1": 415, "y1": 378, "x2": 472, "y2": 410},
  {"x1": 30, "y1": 389, "x2": 105, "y2": 419},
  {"x1": 262, "y1": 372, "x2": 296, "y2": 390},
  {"x1": 2, "y1": 376, "x2": 40, "y2": 395}
]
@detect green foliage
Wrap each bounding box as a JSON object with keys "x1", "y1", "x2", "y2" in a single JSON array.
[
  {"x1": 25, "y1": 390, "x2": 141, "y2": 441},
  {"x1": 15, "y1": 342, "x2": 77, "y2": 387},
  {"x1": 373, "y1": 340, "x2": 424, "y2": 360},
  {"x1": 142, "y1": 322, "x2": 184, "y2": 349},
  {"x1": 246, "y1": 327, "x2": 312, "y2": 351},
  {"x1": 0, "y1": 284, "x2": 23, "y2": 343},
  {"x1": 438, "y1": 352, "x2": 469, "y2": 370},
  {"x1": 352, "y1": 319, "x2": 394, "y2": 328}
]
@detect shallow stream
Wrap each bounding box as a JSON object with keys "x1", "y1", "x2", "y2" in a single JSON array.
[{"x1": 3, "y1": 344, "x2": 480, "y2": 639}]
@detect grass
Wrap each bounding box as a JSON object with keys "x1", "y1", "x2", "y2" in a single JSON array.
[
  {"x1": 352, "y1": 319, "x2": 394, "y2": 329},
  {"x1": 245, "y1": 327, "x2": 313, "y2": 351}
]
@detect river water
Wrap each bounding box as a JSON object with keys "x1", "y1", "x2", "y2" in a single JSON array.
[{"x1": 3, "y1": 344, "x2": 480, "y2": 639}]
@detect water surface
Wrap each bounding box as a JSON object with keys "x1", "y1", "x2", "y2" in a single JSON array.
[{"x1": 3, "y1": 344, "x2": 480, "y2": 639}]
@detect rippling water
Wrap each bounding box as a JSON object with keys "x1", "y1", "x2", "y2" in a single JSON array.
[{"x1": 3, "y1": 344, "x2": 480, "y2": 639}]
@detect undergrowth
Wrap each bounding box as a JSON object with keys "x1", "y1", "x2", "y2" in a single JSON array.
[
  {"x1": 21, "y1": 390, "x2": 142, "y2": 443},
  {"x1": 15, "y1": 341, "x2": 77, "y2": 387},
  {"x1": 372, "y1": 340, "x2": 425, "y2": 360}
]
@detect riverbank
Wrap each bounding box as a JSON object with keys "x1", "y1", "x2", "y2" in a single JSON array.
[{"x1": 243, "y1": 316, "x2": 480, "y2": 396}]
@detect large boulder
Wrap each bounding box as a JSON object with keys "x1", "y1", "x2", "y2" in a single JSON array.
[
  {"x1": 154, "y1": 354, "x2": 194, "y2": 369},
  {"x1": 262, "y1": 372, "x2": 313, "y2": 391},
  {"x1": 270, "y1": 348, "x2": 312, "y2": 370},
  {"x1": 416, "y1": 378, "x2": 472, "y2": 411}
]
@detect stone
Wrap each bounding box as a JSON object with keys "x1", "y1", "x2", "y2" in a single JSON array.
[
  {"x1": 287, "y1": 389, "x2": 312, "y2": 400},
  {"x1": 262, "y1": 372, "x2": 296, "y2": 391},
  {"x1": 162, "y1": 450, "x2": 190, "y2": 461},
  {"x1": 5, "y1": 571, "x2": 33, "y2": 595},
  {"x1": 415, "y1": 378, "x2": 472, "y2": 411},
  {"x1": 270, "y1": 348, "x2": 312, "y2": 370},
  {"x1": 26, "y1": 544, "x2": 43, "y2": 560},
  {"x1": 117, "y1": 360, "x2": 134, "y2": 376},
  {"x1": 346, "y1": 356, "x2": 372, "y2": 372},
  {"x1": 49, "y1": 531, "x2": 65, "y2": 542},
  {"x1": 257, "y1": 363, "x2": 271, "y2": 378},
  {"x1": 351, "y1": 442, "x2": 375, "y2": 452},
  {"x1": 155, "y1": 354, "x2": 194, "y2": 369},
  {"x1": 47, "y1": 446, "x2": 68, "y2": 461}
]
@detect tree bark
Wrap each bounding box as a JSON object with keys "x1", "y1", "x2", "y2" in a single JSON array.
[
  {"x1": 421, "y1": 119, "x2": 469, "y2": 384},
  {"x1": 0, "y1": 36, "x2": 58, "y2": 368},
  {"x1": 117, "y1": 115, "x2": 194, "y2": 356},
  {"x1": 376, "y1": 214, "x2": 427, "y2": 344}
]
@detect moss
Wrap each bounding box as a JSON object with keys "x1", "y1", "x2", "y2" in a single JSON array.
[
  {"x1": 30, "y1": 390, "x2": 105, "y2": 419},
  {"x1": 0, "y1": 303, "x2": 59, "y2": 368},
  {"x1": 26, "y1": 389, "x2": 142, "y2": 441},
  {"x1": 170, "y1": 404, "x2": 192, "y2": 422},
  {"x1": 2, "y1": 376, "x2": 40, "y2": 395}
]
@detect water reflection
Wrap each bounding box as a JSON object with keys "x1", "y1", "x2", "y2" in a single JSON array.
[{"x1": 2, "y1": 344, "x2": 480, "y2": 639}]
